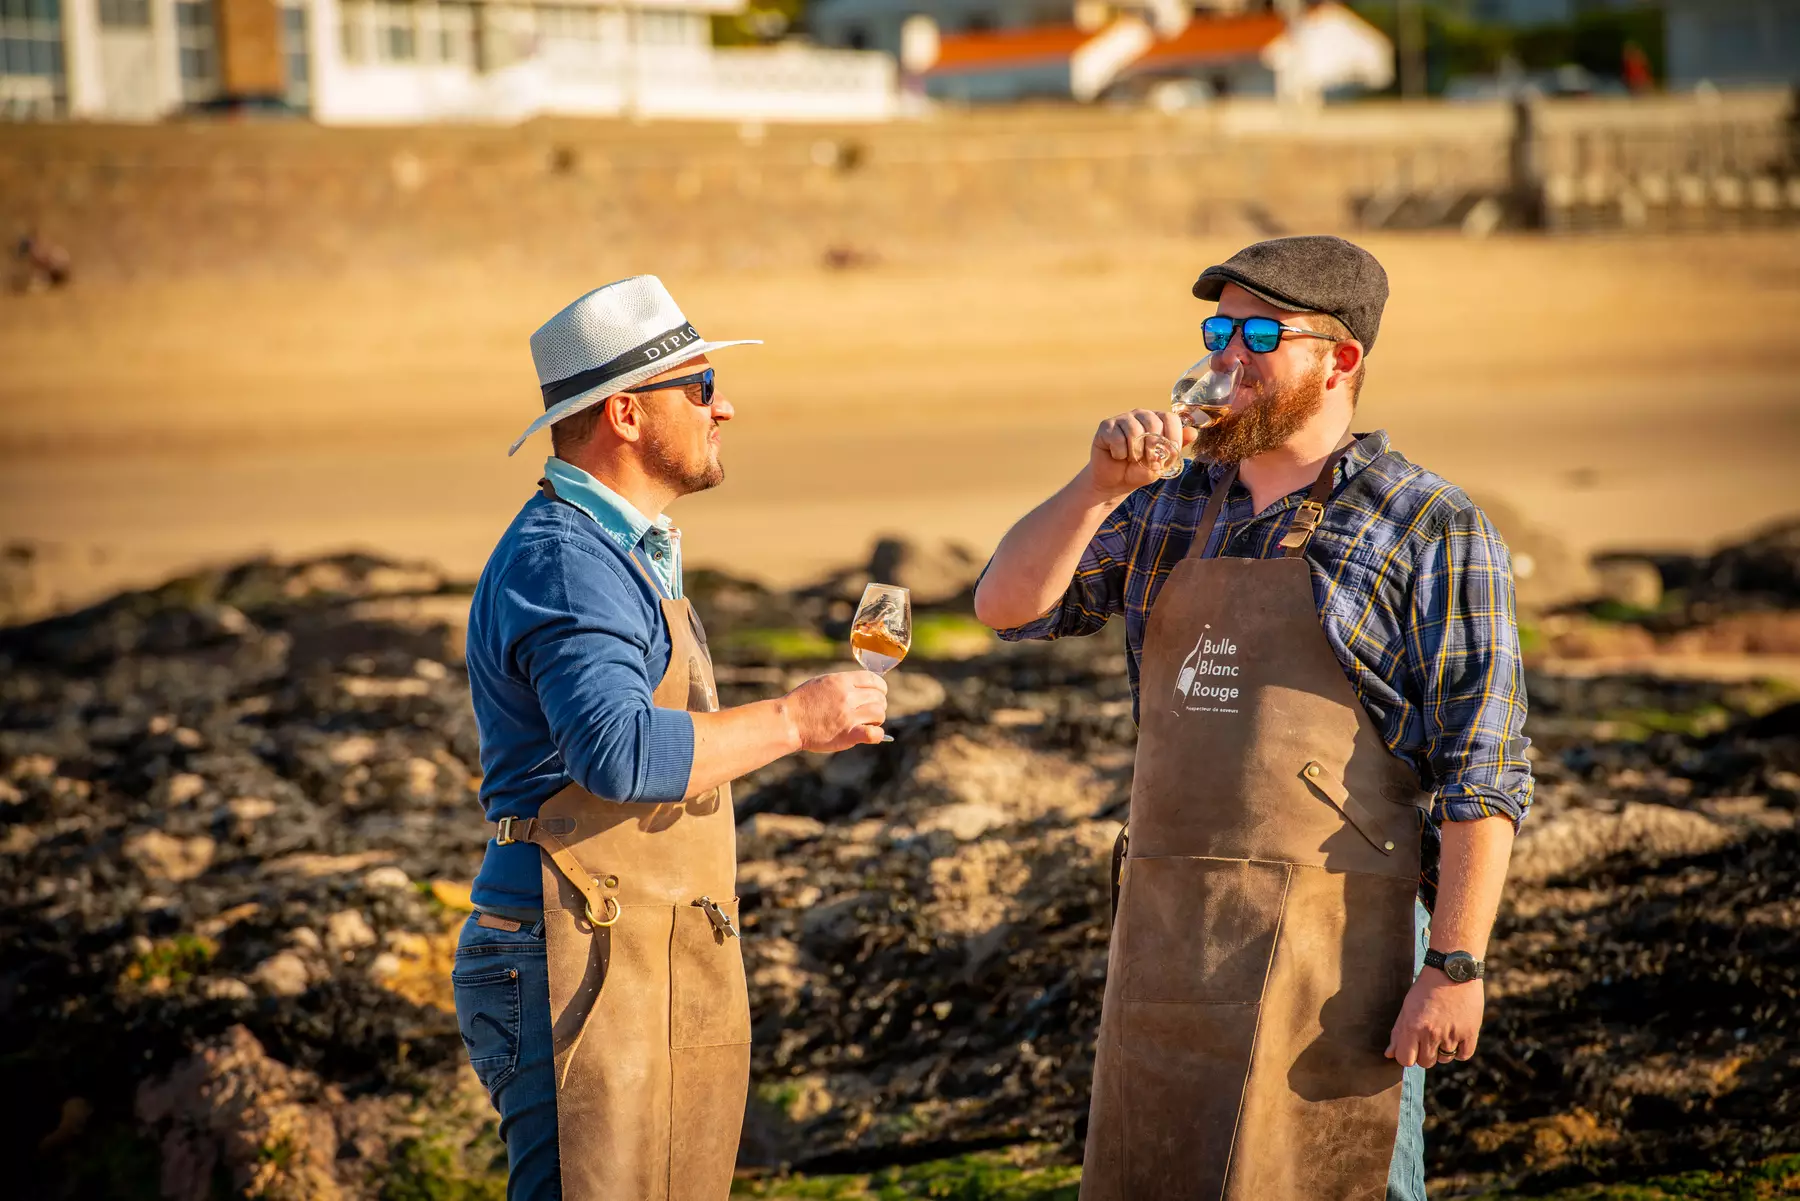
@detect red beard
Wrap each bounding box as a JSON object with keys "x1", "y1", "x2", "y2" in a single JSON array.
[{"x1": 1192, "y1": 363, "x2": 1326, "y2": 466}]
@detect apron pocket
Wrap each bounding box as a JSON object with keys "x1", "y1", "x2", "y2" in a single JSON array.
[
  {"x1": 670, "y1": 897, "x2": 752, "y2": 1049},
  {"x1": 1118, "y1": 999, "x2": 1260, "y2": 1200},
  {"x1": 668, "y1": 897, "x2": 753, "y2": 1201},
  {"x1": 1118, "y1": 857, "x2": 1290, "y2": 1004}
]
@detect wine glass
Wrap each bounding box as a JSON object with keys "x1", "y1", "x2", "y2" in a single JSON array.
[
  {"x1": 850, "y1": 583, "x2": 911, "y2": 743},
  {"x1": 1144, "y1": 357, "x2": 1243, "y2": 481}
]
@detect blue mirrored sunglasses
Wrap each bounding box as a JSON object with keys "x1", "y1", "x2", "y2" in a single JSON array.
[
  {"x1": 623, "y1": 367, "x2": 715, "y2": 406},
  {"x1": 1201, "y1": 315, "x2": 1341, "y2": 354}
]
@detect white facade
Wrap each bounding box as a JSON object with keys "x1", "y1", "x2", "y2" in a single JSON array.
[
  {"x1": 1, "y1": 0, "x2": 898, "y2": 122},
  {"x1": 1262, "y1": 2, "x2": 1391, "y2": 105}
]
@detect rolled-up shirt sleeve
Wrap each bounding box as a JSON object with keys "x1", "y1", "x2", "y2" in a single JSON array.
[
  {"x1": 991, "y1": 494, "x2": 1140, "y2": 642},
  {"x1": 502, "y1": 541, "x2": 695, "y2": 803},
  {"x1": 1405, "y1": 504, "x2": 1534, "y2": 828}
]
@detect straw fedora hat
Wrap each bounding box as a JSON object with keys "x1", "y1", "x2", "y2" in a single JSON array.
[{"x1": 510, "y1": 275, "x2": 761, "y2": 456}]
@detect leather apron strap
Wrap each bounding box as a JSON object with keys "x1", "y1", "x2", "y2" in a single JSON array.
[
  {"x1": 496, "y1": 815, "x2": 619, "y2": 930},
  {"x1": 1183, "y1": 444, "x2": 1350, "y2": 564}
]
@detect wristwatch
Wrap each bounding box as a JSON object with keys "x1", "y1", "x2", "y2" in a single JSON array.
[{"x1": 1423, "y1": 949, "x2": 1485, "y2": 983}]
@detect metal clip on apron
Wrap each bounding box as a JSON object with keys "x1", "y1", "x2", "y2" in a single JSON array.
[
  {"x1": 499, "y1": 478, "x2": 750, "y2": 1201},
  {"x1": 1083, "y1": 450, "x2": 1431, "y2": 1201}
]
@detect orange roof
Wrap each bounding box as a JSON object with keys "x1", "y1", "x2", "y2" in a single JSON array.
[
  {"x1": 926, "y1": 25, "x2": 1093, "y2": 74},
  {"x1": 1128, "y1": 12, "x2": 1285, "y2": 72}
]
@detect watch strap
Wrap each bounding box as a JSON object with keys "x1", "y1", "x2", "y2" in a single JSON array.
[{"x1": 1424, "y1": 949, "x2": 1485, "y2": 980}]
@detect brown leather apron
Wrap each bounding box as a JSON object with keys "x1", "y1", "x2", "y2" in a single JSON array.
[
  {"x1": 497, "y1": 478, "x2": 749, "y2": 1201},
  {"x1": 1081, "y1": 450, "x2": 1430, "y2": 1201}
]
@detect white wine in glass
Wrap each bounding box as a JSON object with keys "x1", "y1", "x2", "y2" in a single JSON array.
[
  {"x1": 850, "y1": 583, "x2": 911, "y2": 741},
  {"x1": 1144, "y1": 357, "x2": 1243, "y2": 481}
]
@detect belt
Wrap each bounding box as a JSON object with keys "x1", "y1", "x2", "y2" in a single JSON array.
[{"x1": 474, "y1": 902, "x2": 545, "y2": 924}]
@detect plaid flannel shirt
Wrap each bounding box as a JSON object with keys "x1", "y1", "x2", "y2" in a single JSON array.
[{"x1": 995, "y1": 430, "x2": 1533, "y2": 909}]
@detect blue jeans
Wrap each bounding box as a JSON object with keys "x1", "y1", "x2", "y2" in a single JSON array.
[
  {"x1": 1386, "y1": 898, "x2": 1430, "y2": 1201},
  {"x1": 453, "y1": 914, "x2": 561, "y2": 1201}
]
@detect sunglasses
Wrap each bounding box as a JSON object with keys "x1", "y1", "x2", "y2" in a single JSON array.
[
  {"x1": 623, "y1": 367, "x2": 715, "y2": 406},
  {"x1": 1201, "y1": 315, "x2": 1342, "y2": 354}
]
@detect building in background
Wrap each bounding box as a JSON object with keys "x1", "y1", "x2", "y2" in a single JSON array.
[
  {"x1": 918, "y1": 18, "x2": 1151, "y2": 102},
  {"x1": 1664, "y1": 0, "x2": 1800, "y2": 90},
  {"x1": 0, "y1": 0, "x2": 898, "y2": 121},
  {"x1": 1111, "y1": 2, "x2": 1388, "y2": 104},
  {"x1": 810, "y1": 0, "x2": 1271, "y2": 59},
  {"x1": 911, "y1": 2, "x2": 1390, "y2": 105}
]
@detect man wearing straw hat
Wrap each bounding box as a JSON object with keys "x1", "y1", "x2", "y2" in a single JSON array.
[{"x1": 454, "y1": 275, "x2": 889, "y2": 1200}]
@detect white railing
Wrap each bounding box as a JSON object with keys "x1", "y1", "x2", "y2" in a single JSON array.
[
  {"x1": 0, "y1": 73, "x2": 58, "y2": 119},
  {"x1": 634, "y1": 45, "x2": 896, "y2": 120},
  {"x1": 316, "y1": 42, "x2": 897, "y2": 124}
]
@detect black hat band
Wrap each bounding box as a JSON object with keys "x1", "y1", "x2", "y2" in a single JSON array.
[{"x1": 540, "y1": 322, "x2": 701, "y2": 410}]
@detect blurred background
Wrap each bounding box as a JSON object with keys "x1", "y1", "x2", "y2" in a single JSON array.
[
  {"x1": 4, "y1": 3, "x2": 1800, "y2": 1200},
  {"x1": 3, "y1": 0, "x2": 1799, "y2": 610}
]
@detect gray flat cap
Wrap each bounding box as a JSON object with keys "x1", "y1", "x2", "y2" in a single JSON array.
[{"x1": 1193, "y1": 235, "x2": 1389, "y2": 352}]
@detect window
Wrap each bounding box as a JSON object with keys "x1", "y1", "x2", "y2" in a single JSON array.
[
  {"x1": 175, "y1": 0, "x2": 218, "y2": 101},
  {"x1": 538, "y1": 4, "x2": 599, "y2": 42},
  {"x1": 844, "y1": 24, "x2": 868, "y2": 50},
  {"x1": 635, "y1": 9, "x2": 697, "y2": 45},
  {"x1": 282, "y1": 2, "x2": 308, "y2": 105},
  {"x1": 481, "y1": 5, "x2": 536, "y2": 68},
  {"x1": 1, "y1": 0, "x2": 66, "y2": 114},
  {"x1": 98, "y1": 0, "x2": 149, "y2": 27},
  {"x1": 442, "y1": 4, "x2": 471, "y2": 63},
  {"x1": 340, "y1": 1, "x2": 480, "y2": 66},
  {"x1": 340, "y1": 1, "x2": 365, "y2": 61},
  {"x1": 424, "y1": 1, "x2": 476, "y2": 65},
  {"x1": 376, "y1": 1, "x2": 415, "y2": 61}
]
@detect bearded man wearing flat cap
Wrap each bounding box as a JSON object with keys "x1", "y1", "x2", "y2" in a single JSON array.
[
  {"x1": 977, "y1": 236, "x2": 1532, "y2": 1200},
  {"x1": 455, "y1": 276, "x2": 888, "y2": 1201}
]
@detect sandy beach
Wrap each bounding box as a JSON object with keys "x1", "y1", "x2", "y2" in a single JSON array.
[{"x1": 4, "y1": 230, "x2": 1798, "y2": 607}]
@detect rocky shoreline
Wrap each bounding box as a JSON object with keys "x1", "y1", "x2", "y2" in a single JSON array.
[{"x1": 3, "y1": 530, "x2": 1798, "y2": 1199}]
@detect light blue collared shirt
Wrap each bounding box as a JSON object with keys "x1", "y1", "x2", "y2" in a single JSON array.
[{"x1": 542, "y1": 457, "x2": 683, "y2": 600}]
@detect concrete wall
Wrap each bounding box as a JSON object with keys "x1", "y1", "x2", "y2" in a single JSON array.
[{"x1": 5, "y1": 92, "x2": 1787, "y2": 280}]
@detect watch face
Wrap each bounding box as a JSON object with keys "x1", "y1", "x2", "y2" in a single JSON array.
[{"x1": 1444, "y1": 953, "x2": 1478, "y2": 983}]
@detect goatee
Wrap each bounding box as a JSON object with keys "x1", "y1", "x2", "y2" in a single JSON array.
[
  {"x1": 643, "y1": 421, "x2": 724, "y2": 495},
  {"x1": 1192, "y1": 365, "x2": 1326, "y2": 466}
]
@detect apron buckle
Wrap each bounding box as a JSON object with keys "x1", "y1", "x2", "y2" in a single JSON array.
[
  {"x1": 695, "y1": 896, "x2": 740, "y2": 939},
  {"x1": 1278, "y1": 500, "x2": 1327, "y2": 550},
  {"x1": 586, "y1": 896, "x2": 622, "y2": 927},
  {"x1": 495, "y1": 816, "x2": 518, "y2": 846}
]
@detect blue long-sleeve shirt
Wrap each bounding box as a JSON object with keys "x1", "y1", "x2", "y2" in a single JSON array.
[
  {"x1": 467, "y1": 460, "x2": 695, "y2": 908},
  {"x1": 993, "y1": 430, "x2": 1533, "y2": 911}
]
